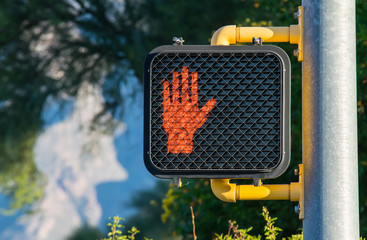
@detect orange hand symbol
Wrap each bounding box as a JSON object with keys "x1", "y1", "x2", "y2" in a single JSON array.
[{"x1": 162, "y1": 66, "x2": 217, "y2": 154}]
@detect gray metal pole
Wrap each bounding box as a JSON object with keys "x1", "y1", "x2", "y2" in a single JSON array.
[{"x1": 302, "y1": 0, "x2": 359, "y2": 239}]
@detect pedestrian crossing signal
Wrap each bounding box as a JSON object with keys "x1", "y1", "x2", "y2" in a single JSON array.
[{"x1": 144, "y1": 45, "x2": 290, "y2": 181}]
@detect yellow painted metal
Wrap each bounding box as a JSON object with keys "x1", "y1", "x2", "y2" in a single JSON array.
[
  {"x1": 296, "y1": 164, "x2": 304, "y2": 219},
  {"x1": 210, "y1": 25, "x2": 291, "y2": 45},
  {"x1": 237, "y1": 27, "x2": 290, "y2": 42},
  {"x1": 237, "y1": 184, "x2": 290, "y2": 200},
  {"x1": 210, "y1": 179, "x2": 237, "y2": 202},
  {"x1": 210, "y1": 6, "x2": 304, "y2": 61},
  {"x1": 296, "y1": 6, "x2": 304, "y2": 61},
  {"x1": 210, "y1": 25, "x2": 237, "y2": 45},
  {"x1": 211, "y1": 179, "x2": 296, "y2": 202},
  {"x1": 210, "y1": 164, "x2": 304, "y2": 219}
]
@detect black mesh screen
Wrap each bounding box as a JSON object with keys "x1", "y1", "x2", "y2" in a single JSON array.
[{"x1": 147, "y1": 50, "x2": 284, "y2": 173}]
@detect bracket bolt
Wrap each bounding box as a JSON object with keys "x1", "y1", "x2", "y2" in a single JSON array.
[
  {"x1": 294, "y1": 168, "x2": 299, "y2": 176},
  {"x1": 173, "y1": 37, "x2": 185, "y2": 46},
  {"x1": 293, "y1": 49, "x2": 299, "y2": 57},
  {"x1": 252, "y1": 37, "x2": 263, "y2": 46},
  {"x1": 294, "y1": 11, "x2": 299, "y2": 19},
  {"x1": 173, "y1": 177, "x2": 182, "y2": 187},
  {"x1": 294, "y1": 205, "x2": 300, "y2": 214}
]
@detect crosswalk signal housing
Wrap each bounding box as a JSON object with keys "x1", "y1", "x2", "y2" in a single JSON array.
[{"x1": 144, "y1": 45, "x2": 290, "y2": 181}]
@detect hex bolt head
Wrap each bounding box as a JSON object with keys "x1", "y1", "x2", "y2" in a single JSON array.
[
  {"x1": 173, "y1": 37, "x2": 185, "y2": 46},
  {"x1": 294, "y1": 205, "x2": 300, "y2": 214},
  {"x1": 294, "y1": 11, "x2": 299, "y2": 19},
  {"x1": 293, "y1": 49, "x2": 299, "y2": 57}
]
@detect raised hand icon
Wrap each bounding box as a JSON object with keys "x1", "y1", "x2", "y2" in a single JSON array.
[{"x1": 162, "y1": 66, "x2": 217, "y2": 154}]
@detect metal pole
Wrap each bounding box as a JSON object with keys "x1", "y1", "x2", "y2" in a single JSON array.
[{"x1": 302, "y1": 0, "x2": 359, "y2": 239}]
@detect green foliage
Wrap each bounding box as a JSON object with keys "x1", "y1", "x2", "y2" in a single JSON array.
[
  {"x1": 261, "y1": 207, "x2": 282, "y2": 240},
  {"x1": 0, "y1": 123, "x2": 46, "y2": 213},
  {"x1": 215, "y1": 221, "x2": 261, "y2": 240},
  {"x1": 106, "y1": 206, "x2": 367, "y2": 240},
  {"x1": 66, "y1": 225, "x2": 103, "y2": 240},
  {"x1": 162, "y1": 178, "x2": 302, "y2": 239},
  {"x1": 101, "y1": 216, "x2": 152, "y2": 240},
  {"x1": 215, "y1": 207, "x2": 302, "y2": 240},
  {"x1": 124, "y1": 180, "x2": 177, "y2": 240}
]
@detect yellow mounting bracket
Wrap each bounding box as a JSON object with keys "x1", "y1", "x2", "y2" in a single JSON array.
[
  {"x1": 211, "y1": 164, "x2": 304, "y2": 220},
  {"x1": 209, "y1": 6, "x2": 304, "y2": 219},
  {"x1": 211, "y1": 6, "x2": 304, "y2": 61}
]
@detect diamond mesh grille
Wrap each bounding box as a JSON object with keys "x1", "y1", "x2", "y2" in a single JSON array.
[{"x1": 148, "y1": 50, "x2": 283, "y2": 172}]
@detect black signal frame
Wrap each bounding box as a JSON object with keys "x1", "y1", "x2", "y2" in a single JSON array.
[{"x1": 144, "y1": 45, "x2": 290, "y2": 180}]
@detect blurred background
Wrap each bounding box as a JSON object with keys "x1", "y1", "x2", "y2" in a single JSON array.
[{"x1": 0, "y1": 0, "x2": 366, "y2": 239}]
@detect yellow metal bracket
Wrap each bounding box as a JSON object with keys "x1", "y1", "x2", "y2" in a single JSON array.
[
  {"x1": 211, "y1": 6, "x2": 304, "y2": 61},
  {"x1": 211, "y1": 164, "x2": 304, "y2": 219}
]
